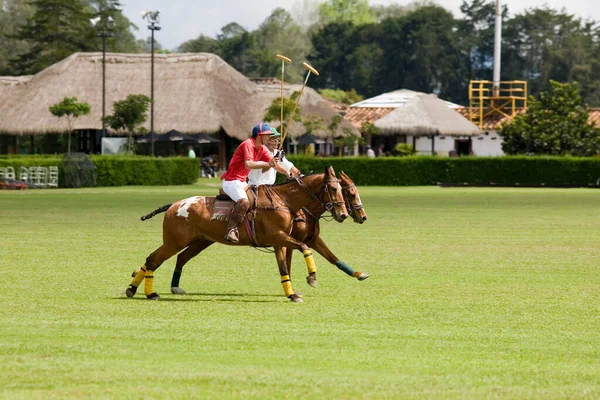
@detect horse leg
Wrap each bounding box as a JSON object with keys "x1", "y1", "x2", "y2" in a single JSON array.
[
  {"x1": 170, "y1": 239, "x2": 214, "y2": 294},
  {"x1": 308, "y1": 236, "x2": 369, "y2": 281},
  {"x1": 272, "y1": 234, "x2": 318, "y2": 289},
  {"x1": 275, "y1": 246, "x2": 302, "y2": 303},
  {"x1": 283, "y1": 247, "x2": 302, "y2": 298},
  {"x1": 126, "y1": 244, "x2": 179, "y2": 300}
]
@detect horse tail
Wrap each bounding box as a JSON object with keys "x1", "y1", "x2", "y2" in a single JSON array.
[{"x1": 141, "y1": 204, "x2": 172, "y2": 221}]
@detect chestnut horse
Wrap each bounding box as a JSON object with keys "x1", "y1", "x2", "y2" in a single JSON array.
[
  {"x1": 126, "y1": 166, "x2": 347, "y2": 302},
  {"x1": 169, "y1": 171, "x2": 369, "y2": 300},
  {"x1": 277, "y1": 171, "x2": 369, "y2": 287}
]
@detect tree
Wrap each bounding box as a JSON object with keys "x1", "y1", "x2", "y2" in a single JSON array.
[
  {"x1": 456, "y1": 0, "x2": 504, "y2": 81},
  {"x1": 499, "y1": 80, "x2": 600, "y2": 156},
  {"x1": 102, "y1": 94, "x2": 151, "y2": 153},
  {"x1": 263, "y1": 91, "x2": 303, "y2": 134},
  {"x1": 88, "y1": 0, "x2": 139, "y2": 53},
  {"x1": 502, "y1": 7, "x2": 599, "y2": 104},
  {"x1": 10, "y1": 0, "x2": 96, "y2": 75},
  {"x1": 379, "y1": 6, "x2": 465, "y2": 101},
  {"x1": 319, "y1": 88, "x2": 363, "y2": 104},
  {"x1": 251, "y1": 8, "x2": 313, "y2": 82},
  {"x1": 0, "y1": 0, "x2": 34, "y2": 75},
  {"x1": 216, "y1": 22, "x2": 256, "y2": 75},
  {"x1": 49, "y1": 97, "x2": 91, "y2": 154},
  {"x1": 177, "y1": 34, "x2": 222, "y2": 55},
  {"x1": 318, "y1": 0, "x2": 376, "y2": 26}
]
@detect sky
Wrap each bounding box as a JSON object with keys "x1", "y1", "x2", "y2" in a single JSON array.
[{"x1": 121, "y1": 0, "x2": 599, "y2": 51}]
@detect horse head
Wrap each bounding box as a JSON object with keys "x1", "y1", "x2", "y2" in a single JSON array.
[
  {"x1": 320, "y1": 166, "x2": 348, "y2": 222},
  {"x1": 340, "y1": 171, "x2": 367, "y2": 224}
]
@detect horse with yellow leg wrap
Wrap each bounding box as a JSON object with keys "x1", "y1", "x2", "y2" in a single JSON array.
[
  {"x1": 169, "y1": 171, "x2": 369, "y2": 295},
  {"x1": 126, "y1": 166, "x2": 347, "y2": 302}
]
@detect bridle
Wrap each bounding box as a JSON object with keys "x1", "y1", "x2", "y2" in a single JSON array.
[
  {"x1": 293, "y1": 175, "x2": 345, "y2": 213},
  {"x1": 341, "y1": 183, "x2": 364, "y2": 217}
]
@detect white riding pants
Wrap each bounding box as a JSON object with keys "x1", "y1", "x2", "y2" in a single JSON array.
[{"x1": 222, "y1": 179, "x2": 248, "y2": 202}]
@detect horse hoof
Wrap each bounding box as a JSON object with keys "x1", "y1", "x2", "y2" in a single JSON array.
[
  {"x1": 294, "y1": 291, "x2": 303, "y2": 298},
  {"x1": 171, "y1": 287, "x2": 187, "y2": 295},
  {"x1": 356, "y1": 272, "x2": 369, "y2": 281},
  {"x1": 306, "y1": 273, "x2": 317, "y2": 288},
  {"x1": 289, "y1": 294, "x2": 303, "y2": 303},
  {"x1": 125, "y1": 285, "x2": 137, "y2": 298},
  {"x1": 146, "y1": 292, "x2": 160, "y2": 300}
]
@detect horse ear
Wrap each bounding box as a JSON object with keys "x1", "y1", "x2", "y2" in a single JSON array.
[{"x1": 326, "y1": 165, "x2": 335, "y2": 177}]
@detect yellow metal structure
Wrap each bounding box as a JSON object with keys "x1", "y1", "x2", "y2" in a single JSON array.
[{"x1": 468, "y1": 80, "x2": 527, "y2": 129}]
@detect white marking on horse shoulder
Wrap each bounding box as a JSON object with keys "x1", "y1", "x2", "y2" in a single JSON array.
[{"x1": 176, "y1": 196, "x2": 201, "y2": 219}]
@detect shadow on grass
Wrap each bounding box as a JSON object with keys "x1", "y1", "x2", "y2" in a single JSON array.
[{"x1": 111, "y1": 292, "x2": 283, "y2": 303}]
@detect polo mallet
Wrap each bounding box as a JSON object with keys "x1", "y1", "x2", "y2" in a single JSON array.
[
  {"x1": 280, "y1": 62, "x2": 320, "y2": 151},
  {"x1": 276, "y1": 54, "x2": 292, "y2": 134}
]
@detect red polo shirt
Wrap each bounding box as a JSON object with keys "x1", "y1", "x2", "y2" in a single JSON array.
[{"x1": 221, "y1": 138, "x2": 272, "y2": 182}]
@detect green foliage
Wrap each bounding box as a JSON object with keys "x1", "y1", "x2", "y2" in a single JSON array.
[
  {"x1": 360, "y1": 122, "x2": 380, "y2": 136},
  {"x1": 49, "y1": 97, "x2": 91, "y2": 153},
  {"x1": 90, "y1": 155, "x2": 199, "y2": 186},
  {"x1": 49, "y1": 97, "x2": 91, "y2": 119},
  {"x1": 250, "y1": 8, "x2": 313, "y2": 83},
  {"x1": 499, "y1": 81, "x2": 600, "y2": 156},
  {"x1": 88, "y1": 0, "x2": 139, "y2": 54},
  {"x1": 318, "y1": 0, "x2": 376, "y2": 26},
  {"x1": 392, "y1": 143, "x2": 416, "y2": 156},
  {"x1": 318, "y1": 88, "x2": 363, "y2": 104},
  {"x1": 9, "y1": 0, "x2": 95, "y2": 74},
  {"x1": 178, "y1": 34, "x2": 222, "y2": 54},
  {"x1": 0, "y1": 155, "x2": 199, "y2": 187},
  {"x1": 0, "y1": 0, "x2": 34, "y2": 75},
  {"x1": 287, "y1": 155, "x2": 600, "y2": 186},
  {"x1": 263, "y1": 91, "x2": 303, "y2": 132},
  {"x1": 103, "y1": 94, "x2": 152, "y2": 153}
]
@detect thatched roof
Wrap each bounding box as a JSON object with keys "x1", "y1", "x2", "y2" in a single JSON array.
[
  {"x1": 0, "y1": 52, "x2": 358, "y2": 140},
  {"x1": 374, "y1": 94, "x2": 480, "y2": 136}
]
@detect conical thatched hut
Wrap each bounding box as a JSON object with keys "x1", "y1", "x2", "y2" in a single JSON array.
[
  {"x1": 0, "y1": 52, "x2": 357, "y2": 163},
  {"x1": 375, "y1": 94, "x2": 480, "y2": 136},
  {"x1": 373, "y1": 94, "x2": 479, "y2": 155}
]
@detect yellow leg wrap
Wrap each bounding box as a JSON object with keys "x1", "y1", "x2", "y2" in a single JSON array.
[
  {"x1": 303, "y1": 250, "x2": 316, "y2": 274},
  {"x1": 131, "y1": 266, "x2": 146, "y2": 287},
  {"x1": 144, "y1": 270, "x2": 154, "y2": 296},
  {"x1": 281, "y1": 275, "x2": 294, "y2": 297}
]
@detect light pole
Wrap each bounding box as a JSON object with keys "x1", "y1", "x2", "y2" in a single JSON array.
[
  {"x1": 91, "y1": 16, "x2": 115, "y2": 141},
  {"x1": 142, "y1": 9, "x2": 161, "y2": 156}
]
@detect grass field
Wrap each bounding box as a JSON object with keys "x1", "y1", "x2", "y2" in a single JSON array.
[{"x1": 1, "y1": 180, "x2": 599, "y2": 399}]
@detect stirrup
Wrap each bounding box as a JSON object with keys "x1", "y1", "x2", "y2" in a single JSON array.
[{"x1": 225, "y1": 227, "x2": 239, "y2": 243}]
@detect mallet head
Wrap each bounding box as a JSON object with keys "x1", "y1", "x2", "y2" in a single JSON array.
[
  {"x1": 276, "y1": 54, "x2": 292, "y2": 63},
  {"x1": 302, "y1": 62, "x2": 319, "y2": 76}
]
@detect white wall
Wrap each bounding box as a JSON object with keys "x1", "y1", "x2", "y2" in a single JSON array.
[
  {"x1": 408, "y1": 130, "x2": 505, "y2": 156},
  {"x1": 471, "y1": 130, "x2": 505, "y2": 156}
]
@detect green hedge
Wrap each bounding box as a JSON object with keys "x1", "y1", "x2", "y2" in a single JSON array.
[
  {"x1": 286, "y1": 156, "x2": 600, "y2": 186},
  {"x1": 1, "y1": 156, "x2": 200, "y2": 187},
  {"x1": 90, "y1": 156, "x2": 199, "y2": 186}
]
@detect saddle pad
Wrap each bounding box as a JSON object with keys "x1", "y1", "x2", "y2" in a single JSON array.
[{"x1": 210, "y1": 199, "x2": 234, "y2": 221}]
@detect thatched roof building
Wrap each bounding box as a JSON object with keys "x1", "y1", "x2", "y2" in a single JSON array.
[
  {"x1": 0, "y1": 52, "x2": 357, "y2": 140},
  {"x1": 374, "y1": 94, "x2": 480, "y2": 136}
]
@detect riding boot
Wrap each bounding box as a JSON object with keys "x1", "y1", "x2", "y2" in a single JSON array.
[{"x1": 225, "y1": 199, "x2": 249, "y2": 243}]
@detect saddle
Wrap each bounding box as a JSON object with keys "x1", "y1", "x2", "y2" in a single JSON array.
[
  {"x1": 211, "y1": 186, "x2": 259, "y2": 221},
  {"x1": 210, "y1": 186, "x2": 289, "y2": 247}
]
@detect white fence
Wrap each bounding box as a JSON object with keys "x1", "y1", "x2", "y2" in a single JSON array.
[{"x1": 0, "y1": 166, "x2": 59, "y2": 188}]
